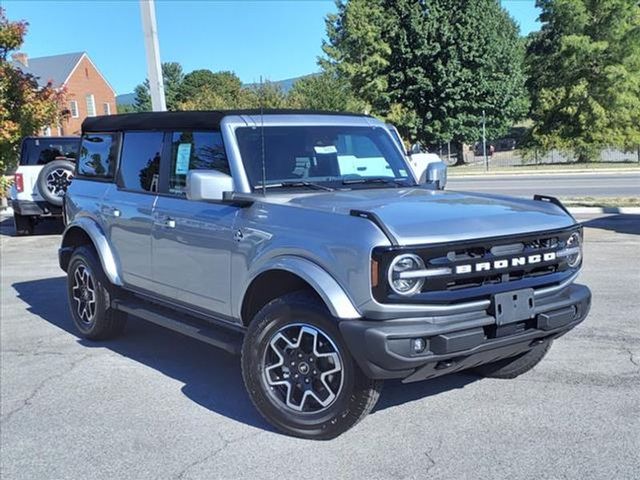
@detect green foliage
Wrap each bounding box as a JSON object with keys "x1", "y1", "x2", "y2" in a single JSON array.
[
  {"x1": 241, "y1": 81, "x2": 290, "y2": 109},
  {"x1": 116, "y1": 103, "x2": 136, "y2": 114},
  {"x1": 288, "y1": 72, "x2": 366, "y2": 112},
  {"x1": 0, "y1": 8, "x2": 65, "y2": 174},
  {"x1": 322, "y1": 0, "x2": 529, "y2": 156},
  {"x1": 526, "y1": 0, "x2": 640, "y2": 161},
  {"x1": 321, "y1": 0, "x2": 391, "y2": 112},
  {"x1": 177, "y1": 70, "x2": 245, "y2": 109},
  {"x1": 133, "y1": 62, "x2": 184, "y2": 111}
]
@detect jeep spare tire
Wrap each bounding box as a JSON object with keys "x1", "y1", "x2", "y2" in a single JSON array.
[{"x1": 36, "y1": 159, "x2": 74, "y2": 206}]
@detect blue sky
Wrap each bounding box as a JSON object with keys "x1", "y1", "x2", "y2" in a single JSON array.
[{"x1": 5, "y1": 0, "x2": 541, "y2": 95}]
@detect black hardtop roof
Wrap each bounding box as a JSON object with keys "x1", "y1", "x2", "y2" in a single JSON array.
[{"x1": 81, "y1": 109, "x2": 370, "y2": 133}]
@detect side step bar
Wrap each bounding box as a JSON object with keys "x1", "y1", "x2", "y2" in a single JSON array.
[{"x1": 112, "y1": 298, "x2": 243, "y2": 355}]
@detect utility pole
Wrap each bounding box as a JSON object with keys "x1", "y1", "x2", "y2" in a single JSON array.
[
  {"x1": 140, "y1": 0, "x2": 166, "y2": 111},
  {"x1": 482, "y1": 110, "x2": 488, "y2": 172}
]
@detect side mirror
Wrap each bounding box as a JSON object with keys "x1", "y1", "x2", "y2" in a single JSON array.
[
  {"x1": 410, "y1": 143, "x2": 423, "y2": 154},
  {"x1": 422, "y1": 162, "x2": 447, "y2": 190},
  {"x1": 186, "y1": 170, "x2": 233, "y2": 201}
]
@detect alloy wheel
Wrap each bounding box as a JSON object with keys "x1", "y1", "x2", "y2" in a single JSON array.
[
  {"x1": 262, "y1": 324, "x2": 344, "y2": 414},
  {"x1": 72, "y1": 264, "x2": 97, "y2": 324},
  {"x1": 46, "y1": 168, "x2": 73, "y2": 197}
]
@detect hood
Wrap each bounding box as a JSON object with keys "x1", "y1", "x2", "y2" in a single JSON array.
[{"x1": 268, "y1": 188, "x2": 575, "y2": 245}]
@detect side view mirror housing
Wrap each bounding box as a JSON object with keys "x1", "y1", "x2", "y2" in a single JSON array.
[
  {"x1": 422, "y1": 162, "x2": 447, "y2": 190},
  {"x1": 410, "y1": 143, "x2": 423, "y2": 154},
  {"x1": 186, "y1": 170, "x2": 234, "y2": 201}
]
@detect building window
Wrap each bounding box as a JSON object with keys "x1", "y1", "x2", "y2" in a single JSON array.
[
  {"x1": 69, "y1": 100, "x2": 79, "y2": 118},
  {"x1": 86, "y1": 94, "x2": 96, "y2": 117},
  {"x1": 103, "y1": 102, "x2": 111, "y2": 115}
]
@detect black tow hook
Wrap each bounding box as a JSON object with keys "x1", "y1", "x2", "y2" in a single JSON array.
[{"x1": 435, "y1": 360, "x2": 455, "y2": 370}]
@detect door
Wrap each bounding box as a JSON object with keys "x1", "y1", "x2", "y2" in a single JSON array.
[
  {"x1": 151, "y1": 130, "x2": 238, "y2": 316},
  {"x1": 103, "y1": 131, "x2": 164, "y2": 291}
]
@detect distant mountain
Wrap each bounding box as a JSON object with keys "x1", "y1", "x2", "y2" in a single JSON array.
[
  {"x1": 116, "y1": 73, "x2": 320, "y2": 102},
  {"x1": 116, "y1": 93, "x2": 136, "y2": 106},
  {"x1": 245, "y1": 73, "x2": 320, "y2": 93}
]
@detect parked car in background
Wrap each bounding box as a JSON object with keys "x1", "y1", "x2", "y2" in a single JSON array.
[
  {"x1": 385, "y1": 124, "x2": 445, "y2": 183},
  {"x1": 9, "y1": 136, "x2": 80, "y2": 235}
]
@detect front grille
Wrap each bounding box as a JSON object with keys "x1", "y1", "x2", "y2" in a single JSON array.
[{"x1": 373, "y1": 227, "x2": 581, "y2": 304}]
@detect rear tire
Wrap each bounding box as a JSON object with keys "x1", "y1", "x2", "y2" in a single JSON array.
[
  {"x1": 66, "y1": 246, "x2": 126, "y2": 340},
  {"x1": 473, "y1": 340, "x2": 552, "y2": 379},
  {"x1": 242, "y1": 291, "x2": 382, "y2": 440},
  {"x1": 13, "y1": 213, "x2": 35, "y2": 236}
]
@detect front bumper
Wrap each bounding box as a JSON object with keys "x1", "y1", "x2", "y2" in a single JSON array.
[
  {"x1": 11, "y1": 199, "x2": 62, "y2": 217},
  {"x1": 339, "y1": 283, "x2": 591, "y2": 382}
]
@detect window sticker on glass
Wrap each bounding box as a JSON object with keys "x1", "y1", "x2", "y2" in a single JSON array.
[
  {"x1": 175, "y1": 143, "x2": 192, "y2": 174},
  {"x1": 314, "y1": 145, "x2": 337, "y2": 155}
]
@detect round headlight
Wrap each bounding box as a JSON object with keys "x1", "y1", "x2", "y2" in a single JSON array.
[
  {"x1": 388, "y1": 253, "x2": 426, "y2": 296},
  {"x1": 565, "y1": 231, "x2": 582, "y2": 268}
]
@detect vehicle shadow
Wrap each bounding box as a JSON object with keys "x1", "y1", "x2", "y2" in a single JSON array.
[
  {"x1": 0, "y1": 215, "x2": 64, "y2": 237},
  {"x1": 11, "y1": 276, "x2": 479, "y2": 433},
  {"x1": 581, "y1": 214, "x2": 640, "y2": 236}
]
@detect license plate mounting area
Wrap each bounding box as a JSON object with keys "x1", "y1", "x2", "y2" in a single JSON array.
[{"x1": 491, "y1": 288, "x2": 535, "y2": 326}]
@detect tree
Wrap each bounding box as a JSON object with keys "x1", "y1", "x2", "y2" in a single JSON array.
[
  {"x1": 133, "y1": 61, "x2": 184, "y2": 111},
  {"x1": 177, "y1": 70, "x2": 244, "y2": 110},
  {"x1": 526, "y1": 0, "x2": 640, "y2": 161},
  {"x1": 116, "y1": 103, "x2": 136, "y2": 114},
  {"x1": 0, "y1": 8, "x2": 65, "y2": 174},
  {"x1": 323, "y1": 0, "x2": 529, "y2": 162},
  {"x1": 241, "y1": 81, "x2": 290, "y2": 109},
  {"x1": 288, "y1": 72, "x2": 366, "y2": 112}
]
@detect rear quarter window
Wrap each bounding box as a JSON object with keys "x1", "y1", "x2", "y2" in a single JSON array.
[
  {"x1": 77, "y1": 133, "x2": 120, "y2": 180},
  {"x1": 20, "y1": 138, "x2": 80, "y2": 166}
]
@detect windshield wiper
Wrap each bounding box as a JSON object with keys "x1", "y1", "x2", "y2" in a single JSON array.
[
  {"x1": 342, "y1": 177, "x2": 412, "y2": 187},
  {"x1": 254, "y1": 181, "x2": 334, "y2": 192}
]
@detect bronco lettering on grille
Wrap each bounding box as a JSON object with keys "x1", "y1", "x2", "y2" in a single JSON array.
[{"x1": 455, "y1": 252, "x2": 557, "y2": 274}]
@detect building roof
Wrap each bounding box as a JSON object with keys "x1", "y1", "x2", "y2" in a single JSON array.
[
  {"x1": 11, "y1": 52, "x2": 85, "y2": 88},
  {"x1": 82, "y1": 110, "x2": 370, "y2": 133}
]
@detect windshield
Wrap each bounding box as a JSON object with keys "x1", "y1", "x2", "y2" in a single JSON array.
[
  {"x1": 20, "y1": 138, "x2": 80, "y2": 166},
  {"x1": 235, "y1": 125, "x2": 414, "y2": 190}
]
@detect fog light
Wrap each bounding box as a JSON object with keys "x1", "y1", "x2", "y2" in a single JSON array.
[{"x1": 412, "y1": 338, "x2": 426, "y2": 353}]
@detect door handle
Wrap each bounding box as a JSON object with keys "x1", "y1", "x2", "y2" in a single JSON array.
[
  {"x1": 103, "y1": 206, "x2": 121, "y2": 217},
  {"x1": 155, "y1": 217, "x2": 176, "y2": 228}
]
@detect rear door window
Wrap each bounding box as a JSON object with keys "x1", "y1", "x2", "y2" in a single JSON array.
[
  {"x1": 118, "y1": 132, "x2": 164, "y2": 193},
  {"x1": 77, "y1": 133, "x2": 120, "y2": 179},
  {"x1": 20, "y1": 138, "x2": 80, "y2": 166}
]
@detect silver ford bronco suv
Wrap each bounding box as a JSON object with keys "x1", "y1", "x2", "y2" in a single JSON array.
[{"x1": 59, "y1": 110, "x2": 591, "y2": 439}]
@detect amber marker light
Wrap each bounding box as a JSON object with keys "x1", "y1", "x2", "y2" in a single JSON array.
[{"x1": 371, "y1": 259, "x2": 379, "y2": 287}]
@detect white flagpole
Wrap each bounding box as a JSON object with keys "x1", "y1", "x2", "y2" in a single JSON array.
[{"x1": 140, "y1": 0, "x2": 166, "y2": 111}]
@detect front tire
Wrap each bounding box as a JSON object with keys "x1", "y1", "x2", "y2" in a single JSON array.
[
  {"x1": 242, "y1": 291, "x2": 382, "y2": 440},
  {"x1": 66, "y1": 246, "x2": 126, "y2": 340},
  {"x1": 473, "y1": 340, "x2": 552, "y2": 379}
]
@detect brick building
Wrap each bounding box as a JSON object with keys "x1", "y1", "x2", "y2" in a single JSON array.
[{"x1": 11, "y1": 52, "x2": 117, "y2": 136}]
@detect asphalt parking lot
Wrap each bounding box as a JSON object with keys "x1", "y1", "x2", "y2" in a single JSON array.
[{"x1": 1, "y1": 213, "x2": 638, "y2": 480}]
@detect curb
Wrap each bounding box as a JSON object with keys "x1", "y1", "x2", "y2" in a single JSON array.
[
  {"x1": 448, "y1": 168, "x2": 639, "y2": 178},
  {"x1": 567, "y1": 207, "x2": 640, "y2": 215}
]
